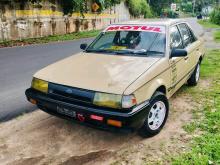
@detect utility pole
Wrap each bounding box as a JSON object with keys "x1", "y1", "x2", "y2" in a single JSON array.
[{"x1": 193, "y1": 0, "x2": 196, "y2": 15}]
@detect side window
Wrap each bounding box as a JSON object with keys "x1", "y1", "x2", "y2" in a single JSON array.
[
  {"x1": 187, "y1": 26, "x2": 197, "y2": 43},
  {"x1": 170, "y1": 26, "x2": 183, "y2": 49},
  {"x1": 178, "y1": 23, "x2": 192, "y2": 47}
]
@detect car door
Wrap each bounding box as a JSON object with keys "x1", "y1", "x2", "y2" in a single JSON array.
[
  {"x1": 177, "y1": 23, "x2": 199, "y2": 74},
  {"x1": 169, "y1": 25, "x2": 188, "y2": 94}
]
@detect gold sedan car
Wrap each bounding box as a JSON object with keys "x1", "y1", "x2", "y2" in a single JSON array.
[{"x1": 26, "y1": 20, "x2": 205, "y2": 137}]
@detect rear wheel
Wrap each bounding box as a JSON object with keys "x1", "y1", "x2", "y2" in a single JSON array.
[
  {"x1": 188, "y1": 63, "x2": 200, "y2": 86},
  {"x1": 138, "y1": 92, "x2": 169, "y2": 138}
]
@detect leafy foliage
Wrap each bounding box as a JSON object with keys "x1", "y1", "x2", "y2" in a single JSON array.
[
  {"x1": 60, "y1": 0, "x2": 87, "y2": 15},
  {"x1": 148, "y1": 0, "x2": 179, "y2": 16},
  {"x1": 180, "y1": 0, "x2": 217, "y2": 14},
  {"x1": 210, "y1": 7, "x2": 220, "y2": 25},
  {"x1": 181, "y1": 1, "x2": 193, "y2": 12},
  {"x1": 126, "y1": 0, "x2": 152, "y2": 18},
  {"x1": 149, "y1": 0, "x2": 166, "y2": 16},
  {"x1": 17, "y1": 0, "x2": 152, "y2": 18},
  {"x1": 198, "y1": 20, "x2": 220, "y2": 28},
  {"x1": 95, "y1": 0, "x2": 121, "y2": 11},
  {"x1": 61, "y1": 0, "x2": 152, "y2": 18},
  {"x1": 60, "y1": 0, "x2": 122, "y2": 15}
]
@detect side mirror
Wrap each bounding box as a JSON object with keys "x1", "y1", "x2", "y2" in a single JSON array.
[
  {"x1": 171, "y1": 49, "x2": 187, "y2": 58},
  {"x1": 80, "y1": 43, "x2": 87, "y2": 50}
]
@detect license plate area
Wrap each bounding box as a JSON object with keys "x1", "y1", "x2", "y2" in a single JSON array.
[{"x1": 57, "y1": 106, "x2": 76, "y2": 118}]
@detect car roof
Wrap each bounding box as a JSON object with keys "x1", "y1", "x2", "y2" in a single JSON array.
[{"x1": 110, "y1": 19, "x2": 184, "y2": 27}]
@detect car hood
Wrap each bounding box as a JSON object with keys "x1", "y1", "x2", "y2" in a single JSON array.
[{"x1": 34, "y1": 52, "x2": 160, "y2": 94}]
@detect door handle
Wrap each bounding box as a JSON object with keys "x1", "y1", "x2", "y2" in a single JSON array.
[{"x1": 184, "y1": 56, "x2": 189, "y2": 60}]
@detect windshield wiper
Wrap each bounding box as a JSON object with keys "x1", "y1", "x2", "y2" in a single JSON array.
[
  {"x1": 115, "y1": 49, "x2": 164, "y2": 56},
  {"x1": 86, "y1": 49, "x2": 113, "y2": 53},
  {"x1": 86, "y1": 49, "x2": 141, "y2": 55},
  {"x1": 114, "y1": 49, "x2": 147, "y2": 55},
  {"x1": 86, "y1": 49, "x2": 163, "y2": 56},
  {"x1": 145, "y1": 50, "x2": 164, "y2": 55}
]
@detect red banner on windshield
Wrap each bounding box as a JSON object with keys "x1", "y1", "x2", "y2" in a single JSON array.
[{"x1": 105, "y1": 25, "x2": 165, "y2": 33}]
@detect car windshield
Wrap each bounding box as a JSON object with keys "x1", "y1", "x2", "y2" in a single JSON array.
[{"x1": 86, "y1": 25, "x2": 166, "y2": 56}]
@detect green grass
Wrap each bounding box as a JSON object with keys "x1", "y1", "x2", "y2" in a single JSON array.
[
  {"x1": 183, "y1": 122, "x2": 198, "y2": 134},
  {"x1": 0, "y1": 30, "x2": 100, "y2": 48},
  {"x1": 198, "y1": 19, "x2": 220, "y2": 43},
  {"x1": 198, "y1": 20, "x2": 220, "y2": 29},
  {"x1": 171, "y1": 50, "x2": 220, "y2": 165},
  {"x1": 214, "y1": 30, "x2": 220, "y2": 42}
]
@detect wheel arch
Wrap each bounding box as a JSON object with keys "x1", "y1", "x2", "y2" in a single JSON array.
[
  {"x1": 132, "y1": 79, "x2": 168, "y2": 104},
  {"x1": 155, "y1": 85, "x2": 167, "y2": 96},
  {"x1": 199, "y1": 56, "x2": 203, "y2": 64}
]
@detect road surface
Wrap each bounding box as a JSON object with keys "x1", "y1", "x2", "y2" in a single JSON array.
[{"x1": 0, "y1": 38, "x2": 93, "y2": 121}]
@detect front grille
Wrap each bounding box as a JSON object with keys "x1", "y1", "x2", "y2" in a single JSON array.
[
  {"x1": 48, "y1": 83, "x2": 95, "y2": 106},
  {"x1": 47, "y1": 83, "x2": 125, "y2": 112}
]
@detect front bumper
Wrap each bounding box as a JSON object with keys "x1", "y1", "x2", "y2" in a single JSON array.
[{"x1": 25, "y1": 88, "x2": 150, "y2": 133}]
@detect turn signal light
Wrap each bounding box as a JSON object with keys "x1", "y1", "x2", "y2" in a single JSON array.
[
  {"x1": 107, "y1": 119, "x2": 122, "y2": 127},
  {"x1": 29, "y1": 98, "x2": 37, "y2": 105}
]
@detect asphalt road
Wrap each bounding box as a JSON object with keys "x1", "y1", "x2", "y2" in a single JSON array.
[
  {"x1": 0, "y1": 18, "x2": 204, "y2": 122},
  {"x1": 0, "y1": 38, "x2": 93, "y2": 122}
]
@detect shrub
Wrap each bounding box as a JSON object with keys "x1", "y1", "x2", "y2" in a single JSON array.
[
  {"x1": 210, "y1": 7, "x2": 220, "y2": 25},
  {"x1": 126, "y1": 0, "x2": 152, "y2": 18},
  {"x1": 162, "y1": 8, "x2": 179, "y2": 18},
  {"x1": 140, "y1": 0, "x2": 152, "y2": 18}
]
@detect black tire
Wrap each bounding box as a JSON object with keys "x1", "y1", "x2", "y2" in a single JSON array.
[
  {"x1": 138, "y1": 92, "x2": 169, "y2": 138},
  {"x1": 187, "y1": 62, "x2": 200, "y2": 86}
]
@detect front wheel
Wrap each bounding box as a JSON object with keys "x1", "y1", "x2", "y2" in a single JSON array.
[{"x1": 138, "y1": 92, "x2": 169, "y2": 138}]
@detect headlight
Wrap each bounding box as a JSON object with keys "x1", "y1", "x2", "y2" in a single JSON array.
[
  {"x1": 93, "y1": 92, "x2": 137, "y2": 109},
  {"x1": 31, "y1": 78, "x2": 48, "y2": 93},
  {"x1": 93, "y1": 92, "x2": 122, "y2": 109}
]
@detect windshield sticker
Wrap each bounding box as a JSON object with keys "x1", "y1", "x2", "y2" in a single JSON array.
[
  {"x1": 105, "y1": 25, "x2": 165, "y2": 33},
  {"x1": 107, "y1": 46, "x2": 127, "y2": 50}
]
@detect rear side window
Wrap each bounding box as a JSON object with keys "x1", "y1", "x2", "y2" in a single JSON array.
[
  {"x1": 170, "y1": 26, "x2": 183, "y2": 49},
  {"x1": 187, "y1": 26, "x2": 197, "y2": 43},
  {"x1": 178, "y1": 23, "x2": 193, "y2": 47}
]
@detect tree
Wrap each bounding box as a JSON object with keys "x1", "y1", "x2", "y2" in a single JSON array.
[
  {"x1": 60, "y1": 0, "x2": 88, "y2": 15},
  {"x1": 126, "y1": 0, "x2": 152, "y2": 18},
  {"x1": 148, "y1": 0, "x2": 181, "y2": 16},
  {"x1": 179, "y1": 0, "x2": 216, "y2": 14}
]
